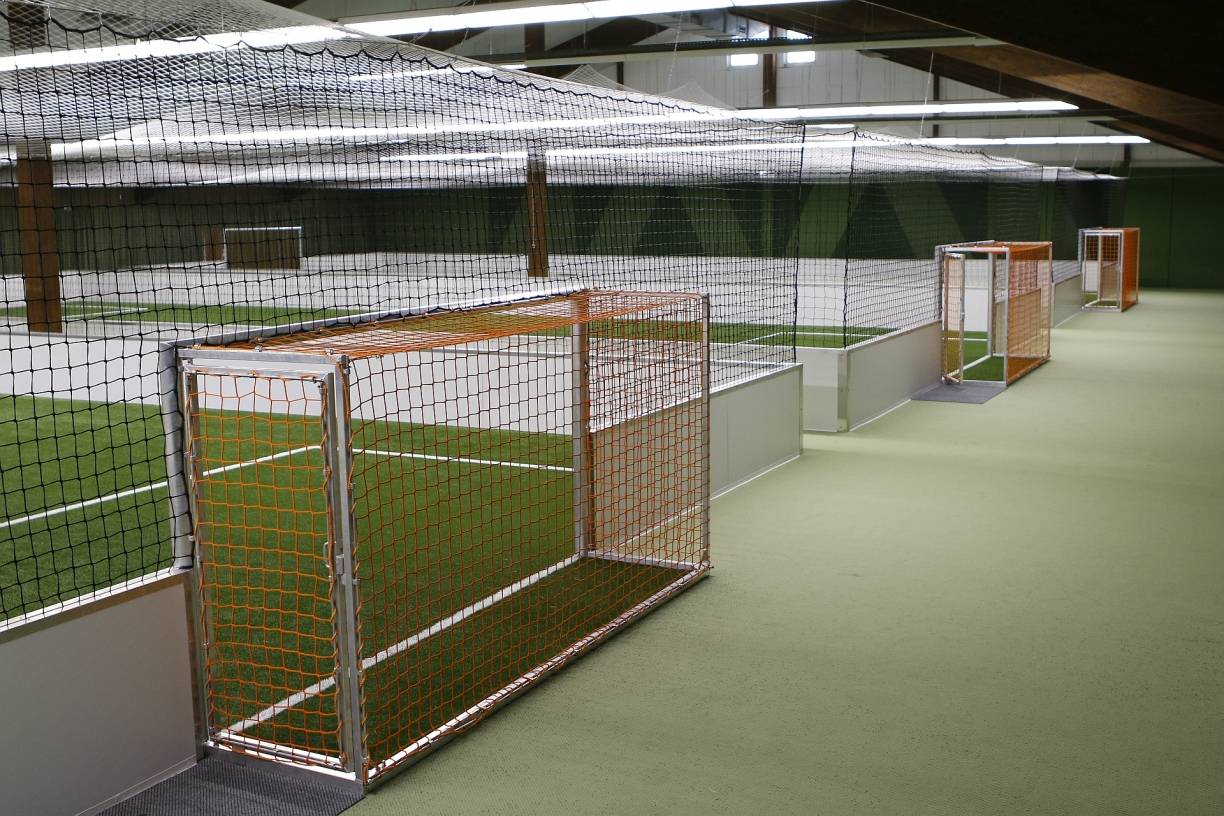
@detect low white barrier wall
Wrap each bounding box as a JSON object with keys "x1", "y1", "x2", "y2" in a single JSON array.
[
  {"x1": 710, "y1": 364, "x2": 802, "y2": 496},
  {"x1": 797, "y1": 321, "x2": 942, "y2": 432},
  {"x1": 0, "y1": 573, "x2": 198, "y2": 816}
]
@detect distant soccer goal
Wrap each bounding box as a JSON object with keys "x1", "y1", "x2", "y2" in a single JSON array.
[
  {"x1": 939, "y1": 241, "x2": 1053, "y2": 385},
  {"x1": 222, "y1": 226, "x2": 304, "y2": 270},
  {"x1": 1081, "y1": 227, "x2": 1140, "y2": 311},
  {"x1": 171, "y1": 288, "x2": 710, "y2": 785}
]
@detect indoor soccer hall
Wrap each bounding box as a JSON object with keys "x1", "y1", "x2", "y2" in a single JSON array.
[{"x1": 0, "y1": 1, "x2": 1220, "y2": 814}]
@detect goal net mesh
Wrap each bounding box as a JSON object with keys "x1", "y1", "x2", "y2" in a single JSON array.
[
  {"x1": 0, "y1": 0, "x2": 1127, "y2": 623},
  {"x1": 180, "y1": 289, "x2": 709, "y2": 781}
]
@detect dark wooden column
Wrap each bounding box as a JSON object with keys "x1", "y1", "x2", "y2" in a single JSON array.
[
  {"x1": 16, "y1": 149, "x2": 63, "y2": 333},
  {"x1": 527, "y1": 151, "x2": 549, "y2": 278},
  {"x1": 762, "y1": 27, "x2": 779, "y2": 108},
  {"x1": 202, "y1": 226, "x2": 225, "y2": 262}
]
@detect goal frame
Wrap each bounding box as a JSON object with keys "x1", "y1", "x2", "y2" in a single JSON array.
[
  {"x1": 159, "y1": 286, "x2": 712, "y2": 786},
  {"x1": 937, "y1": 240, "x2": 1053, "y2": 386},
  {"x1": 1080, "y1": 227, "x2": 1140, "y2": 312}
]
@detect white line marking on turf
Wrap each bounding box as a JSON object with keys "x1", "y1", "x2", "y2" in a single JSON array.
[
  {"x1": 0, "y1": 445, "x2": 317, "y2": 531},
  {"x1": 225, "y1": 554, "x2": 581, "y2": 735},
  {"x1": 354, "y1": 448, "x2": 573, "y2": 473}
]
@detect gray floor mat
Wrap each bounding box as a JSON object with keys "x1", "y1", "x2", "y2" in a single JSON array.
[
  {"x1": 911, "y1": 381, "x2": 1006, "y2": 404},
  {"x1": 102, "y1": 754, "x2": 362, "y2": 816}
]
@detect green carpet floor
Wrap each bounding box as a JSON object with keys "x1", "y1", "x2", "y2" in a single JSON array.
[{"x1": 353, "y1": 290, "x2": 1224, "y2": 816}]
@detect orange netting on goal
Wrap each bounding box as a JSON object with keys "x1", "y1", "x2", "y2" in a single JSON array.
[
  {"x1": 178, "y1": 290, "x2": 711, "y2": 783},
  {"x1": 1082, "y1": 228, "x2": 1139, "y2": 312},
  {"x1": 1001, "y1": 242, "x2": 1052, "y2": 383},
  {"x1": 1121, "y1": 227, "x2": 1141, "y2": 311}
]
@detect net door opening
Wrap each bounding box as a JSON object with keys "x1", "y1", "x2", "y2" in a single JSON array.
[{"x1": 181, "y1": 363, "x2": 353, "y2": 771}]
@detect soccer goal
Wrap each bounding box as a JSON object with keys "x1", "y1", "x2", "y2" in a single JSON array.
[
  {"x1": 1081, "y1": 227, "x2": 1140, "y2": 311},
  {"x1": 222, "y1": 226, "x2": 304, "y2": 270},
  {"x1": 169, "y1": 288, "x2": 710, "y2": 785},
  {"x1": 939, "y1": 241, "x2": 1053, "y2": 385}
]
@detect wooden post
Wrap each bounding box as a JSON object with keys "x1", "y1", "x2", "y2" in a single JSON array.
[
  {"x1": 762, "y1": 27, "x2": 778, "y2": 108},
  {"x1": 527, "y1": 151, "x2": 549, "y2": 278},
  {"x1": 9, "y1": 2, "x2": 48, "y2": 50},
  {"x1": 202, "y1": 226, "x2": 225, "y2": 262},
  {"x1": 16, "y1": 146, "x2": 62, "y2": 333}
]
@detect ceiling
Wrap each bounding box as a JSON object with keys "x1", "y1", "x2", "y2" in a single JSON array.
[{"x1": 283, "y1": 0, "x2": 1223, "y2": 164}]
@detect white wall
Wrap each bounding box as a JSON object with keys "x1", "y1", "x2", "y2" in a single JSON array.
[{"x1": 0, "y1": 575, "x2": 198, "y2": 816}]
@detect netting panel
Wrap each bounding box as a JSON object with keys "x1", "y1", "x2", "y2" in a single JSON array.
[
  {"x1": 0, "y1": 0, "x2": 793, "y2": 622},
  {"x1": 1005, "y1": 243, "x2": 1052, "y2": 383},
  {"x1": 181, "y1": 290, "x2": 709, "y2": 782},
  {"x1": 184, "y1": 370, "x2": 343, "y2": 768}
]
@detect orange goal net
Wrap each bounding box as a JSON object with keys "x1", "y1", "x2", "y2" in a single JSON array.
[
  {"x1": 174, "y1": 288, "x2": 711, "y2": 784},
  {"x1": 1081, "y1": 227, "x2": 1140, "y2": 311},
  {"x1": 939, "y1": 241, "x2": 1052, "y2": 385}
]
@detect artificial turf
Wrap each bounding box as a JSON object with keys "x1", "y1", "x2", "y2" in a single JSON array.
[
  {"x1": 0, "y1": 395, "x2": 171, "y2": 619},
  {"x1": 192, "y1": 409, "x2": 686, "y2": 772},
  {"x1": 0, "y1": 300, "x2": 354, "y2": 327},
  {"x1": 0, "y1": 392, "x2": 692, "y2": 772}
]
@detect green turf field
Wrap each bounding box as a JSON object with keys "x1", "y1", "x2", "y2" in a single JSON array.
[
  {"x1": 0, "y1": 301, "x2": 354, "y2": 327},
  {"x1": 0, "y1": 395, "x2": 171, "y2": 618},
  {"x1": 0, "y1": 391, "x2": 688, "y2": 773},
  {"x1": 954, "y1": 331, "x2": 1006, "y2": 382}
]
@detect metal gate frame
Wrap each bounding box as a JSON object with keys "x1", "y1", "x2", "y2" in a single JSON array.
[
  {"x1": 941, "y1": 250, "x2": 967, "y2": 383},
  {"x1": 175, "y1": 349, "x2": 366, "y2": 781},
  {"x1": 1080, "y1": 228, "x2": 1131, "y2": 312}
]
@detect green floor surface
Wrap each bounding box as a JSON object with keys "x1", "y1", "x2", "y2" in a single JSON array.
[{"x1": 352, "y1": 291, "x2": 1224, "y2": 816}]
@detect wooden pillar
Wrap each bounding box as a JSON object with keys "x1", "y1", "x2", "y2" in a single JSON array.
[
  {"x1": 762, "y1": 27, "x2": 778, "y2": 108},
  {"x1": 202, "y1": 226, "x2": 225, "y2": 262},
  {"x1": 9, "y1": 2, "x2": 48, "y2": 50},
  {"x1": 16, "y1": 148, "x2": 63, "y2": 333},
  {"x1": 527, "y1": 151, "x2": 549, "y2": 278},
  {"x1": 524, "y1": 22, "x2": 545, "y2": 53},
  {"x1": 929, "y1": 73, "x2": 941, "y2": 139}
]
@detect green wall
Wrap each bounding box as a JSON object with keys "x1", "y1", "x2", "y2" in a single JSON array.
[{"x1": 1123, "y1": 167, "x2": 1224, "y2": 289}]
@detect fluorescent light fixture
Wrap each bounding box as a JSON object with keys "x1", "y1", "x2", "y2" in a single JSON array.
[
  {"x1": 348, "y1": 64, "x2": 499, "y2": 82},
  {"x1": 784, "y1": 51, "x2": 817, "y2": 65},
  {"x1": 501, "y1": 63, "x2": 528, "y2": 70},
  {"x1": 727, "y1": 53, "x2": 760, "y2": 67},
  {"x1": 346, "y1": 0, "x2": 838, "y2": 37},
  {"x1": 735, "y1": 99, "x2": 1078, "y2": 121},
  {"x1": 814, "y1": 123, "x2": 853, "y2": 129},
  {"x1": 923, "y1": 135, "x2": 1148, "y2": 146},
  {"x1": 383, "y1": 150, "x2": 529, "y2": 162},
  {"x1": 793, "y1": 100, "x2": 1079, "y2": 118},
  {"x1": 56, "y1": 110, "x2": 759, "y2": 157},
  {"x1": 381, "y1": 141, "x2": 807, "y2": 163},
  {"x1": 0, "y1": 25, "x2": 353, "y2": 72}
]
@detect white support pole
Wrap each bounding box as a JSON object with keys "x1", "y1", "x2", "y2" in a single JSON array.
[
  {"x1": 699, "y1": 295, "x2": 712, "y2": 564},
  {"x1": 159, "y1": 345, "x2": 193, "y2": 572},
  {"x1": 571, "y1": 310, "x2": 593, "y2": 557},
  {"x1": 1001, "y1": 248, "x2": 1011, "y2": 383},
  {"x1": 324, "y1": 361, "x2": 367, "y2": 781},
  {"x1": 177, "y1": 368, "x2": 212, "y2": 752}
]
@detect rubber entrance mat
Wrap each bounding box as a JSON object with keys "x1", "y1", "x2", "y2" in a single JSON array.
[
  {"x1": 911, "y1": 381, "x2": 1006, "y2": 404},
  {"x1": 102, "y1": 753, "x2": 363, "y2": 816}
]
